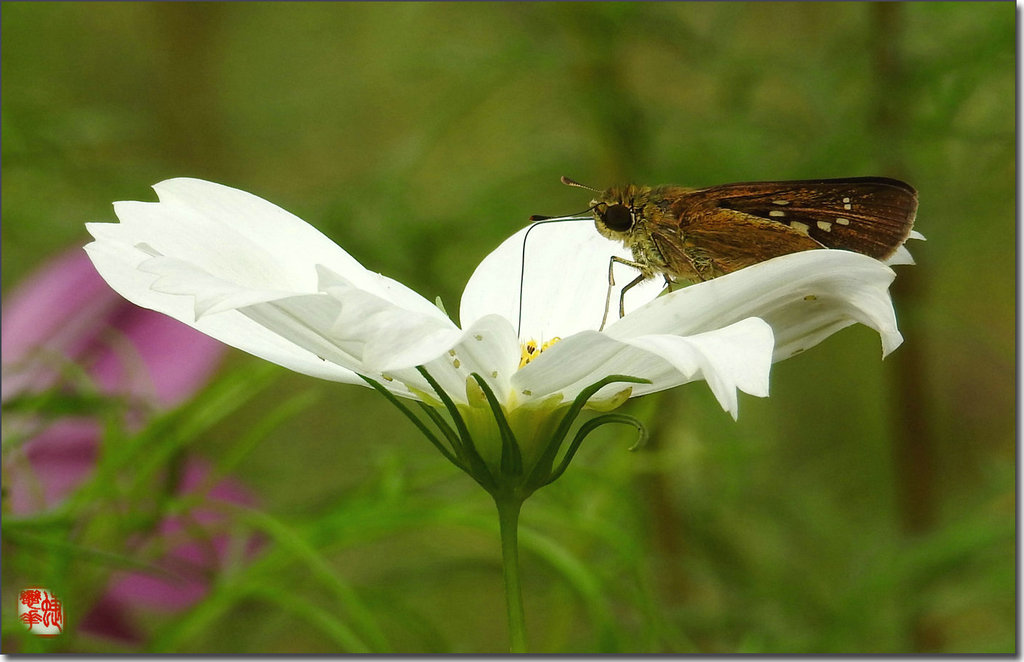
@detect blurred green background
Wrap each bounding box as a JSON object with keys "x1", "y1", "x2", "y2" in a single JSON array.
[{"x1": 1, "y1": 1, "x2": 1014, "y2": 654}]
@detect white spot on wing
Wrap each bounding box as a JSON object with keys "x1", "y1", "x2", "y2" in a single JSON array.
[
  {"x1": 791, "y1": 221, "x2": 810, "y2": 234},
  {"x1": 769, "y1": 210, "x2": 786, "y2": 217},
  {"x1": 816, "y1": 220, "x2": 832, "y2": 232},
  {"x1": 836, "y1": 217, "x2": 850, "y2": 226}
]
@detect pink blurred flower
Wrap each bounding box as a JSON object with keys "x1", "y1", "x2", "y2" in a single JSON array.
[
  {"x1": 3, "y1": 247, "x2": 257, "y2": 643},
  {"x1": 3, "y1": 247, "x2": 225, "y2": 409}
]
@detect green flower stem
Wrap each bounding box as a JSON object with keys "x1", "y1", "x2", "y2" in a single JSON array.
[
  {"x1": 494, "y1": 493, "x2": 527, "y2": 653},
  {"x1": 370, "y1": 366, "x2": 652, "y2": 653}
]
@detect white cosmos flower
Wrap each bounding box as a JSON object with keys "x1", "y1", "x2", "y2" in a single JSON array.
[{"x1": 85, "y1": 178, "x2": 908, "y2": 482}]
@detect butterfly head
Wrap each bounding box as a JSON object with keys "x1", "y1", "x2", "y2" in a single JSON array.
[{"x1": 560, "y1": 177, "x2": 653, "y2": 241}]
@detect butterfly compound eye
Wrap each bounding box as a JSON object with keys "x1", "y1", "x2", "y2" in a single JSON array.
[{"x1": 602, "y1": 204, "x2": 634, "y2": 232}]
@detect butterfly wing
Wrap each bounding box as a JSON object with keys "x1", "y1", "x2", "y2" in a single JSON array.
[
  {"x1": 668, "y1": 177, "x2": 918, "y2": 261},
  {"x1": 649, "y1": 208, "x2": 824, "y2": 280}
]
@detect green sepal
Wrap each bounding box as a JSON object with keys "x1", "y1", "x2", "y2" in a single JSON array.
[
  {"x1": 415, "y1": 366, "x2": 495, "y2": 491},
  {"x1": 523, "y1": 374, "x2": 650, "y2": 490},
  {"x1": 469, "y1": 373, "x2": 523, "y2": 479},
  {"x1": 542, "y1": 413, "x2": 647, "y2": 487}
]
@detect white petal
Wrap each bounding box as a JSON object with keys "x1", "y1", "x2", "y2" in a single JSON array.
[
  {"x1": 402, "y1": 314, "x2": 523, "y2": 406},
  {"x1": 137, "y1": 251, "x2": 370, "y2": 371},
  {"x1": 84, "y1": 240, "x2": 363, "y2": 384},
  {"x1": 84, "y1": 178, "x2": 446, "y2": 386},
  {"x1": 138, "y1": 253, "x2": 297, "y2": 317},
  {"x1": 885, "y1": 245, "x2": 915, "y2": 266},
  {"x1": 459, "y1": 220, "x2": 663, "y2": 340},
  {"x1": 619, "y1": 318, "x2": 773, "y2": 418},
  {"x1": 510, "y1": 317, "x2": 773, "y2": 417},
  {"x1": 317, "y1": 265, "x2": 461, "y2": 371},
  {"x1": 238, "y1": 294, "x2": 362, "y2": 368},
  {"x1": 104, "y1": 179, "x2": 355, "y2": 294},
  {"x1": 511, "y1": 330, "x2": 671, "y2": 403},
  {"x1": 606, "y1": 250, "x2": 903, "y2": 360},
  {"x1": 344, "y1": 314, "x2": 521, "y2": 409},
  {"x1": 886, "y1": 229, "x2": 925, "y2": 266},
  {"x1": 96, "y1": 178, "x2": 442, "y2": 317}
]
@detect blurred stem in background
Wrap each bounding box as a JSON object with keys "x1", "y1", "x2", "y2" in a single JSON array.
[
  {"x1": 870, "y1": 3, "x2": 940, "y2": 651},
  {"x1": 152, "y1": 3, "x2": 228, "y2": 175}
]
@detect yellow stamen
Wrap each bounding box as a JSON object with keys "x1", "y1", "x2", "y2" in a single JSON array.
[{"x1": 519, "y1": 337, "x2": 561, "y2": 369}]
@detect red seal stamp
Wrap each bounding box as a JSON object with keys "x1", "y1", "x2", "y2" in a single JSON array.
[{"x1": 18, "y1": 587, "x2": 63, "y2": 636}]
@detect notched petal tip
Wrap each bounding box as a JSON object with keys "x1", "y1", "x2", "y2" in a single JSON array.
[
  {"x1": 885, "y1": 245, "x2": 916, "y2": 267},
  {"x1": 879, "y1": 328, "x2": 904, "y2": 359}
]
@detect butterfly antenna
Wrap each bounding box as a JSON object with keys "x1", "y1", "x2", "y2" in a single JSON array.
[
  {"x1": 516, "y1": 215, "x2": 592, "y2": 337},
  {"x1": 560, "y1": 175, "x2": 601, "y2": 192}
]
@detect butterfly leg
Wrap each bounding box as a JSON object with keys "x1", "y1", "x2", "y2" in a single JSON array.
[
  {"x1": 618, "y1": 273, "x2": 647, "y2": 318},
  {"x1": 599, "y1": 255, "x2": 647, "y2": 331}
]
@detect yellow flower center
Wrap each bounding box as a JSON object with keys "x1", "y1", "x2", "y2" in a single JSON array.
[{"x1": 519, "y1": 337, "x2": 561, "y2": 369}]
